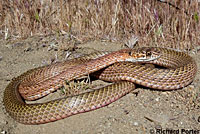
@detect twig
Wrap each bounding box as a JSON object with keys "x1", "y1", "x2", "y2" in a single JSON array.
[{"x1": 156, "y1": 0, "x2": 189, "y2": 15}]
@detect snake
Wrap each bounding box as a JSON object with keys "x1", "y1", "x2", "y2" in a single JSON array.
[{"x1": 3, "y1": 47, "x2": 197, "y2": 125}]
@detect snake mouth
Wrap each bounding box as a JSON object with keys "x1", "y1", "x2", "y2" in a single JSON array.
[
  {"x1": 135, "y1": 55, "x2": 161, "y2": 62},
  {"x1": 124, "y1": 55, "x2": 161, "y2": 62}
]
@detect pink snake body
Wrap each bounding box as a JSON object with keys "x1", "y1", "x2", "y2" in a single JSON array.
[{"x1": 3, "y1": 47, "x2": 197, "y2": 124}]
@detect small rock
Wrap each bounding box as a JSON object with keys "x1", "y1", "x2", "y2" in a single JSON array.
[
  {"x1": 161, "y1": 92, "x2": 168, "y2": 96},
  {"x1": 0, "y1": 117, "x2": 8, "y2": 125},
  {"x1": 187, "y1": 85, "x2": 195, "y2": 90},
  {"x1": 47, "y1": 47, "x2": 52, "y2": 51},
  {"x1": 24, "y1": 47, "x2": 32, "y2": 52},
  {"x1": 155, "y1": 97, "x2": 160, "y2": 101},
  {"x1": 107, "y1": 103, "x2": 114, "y2": 108},
  {"x1": 133, "y1": 121, "x2": 139, "y2": 126},
  {"x1": 123, "y1": 109, "x2": 129, "y2": 115},
  {"x1": 155, "y1": 125, "x2": 162, "y2": 130},
  {"x1": 42, "y1": 44, "x2": 47, "y2": 47},
  {"x1": 1, "y1": 130, "x2": 6, "y2": 134},
  {"x1": 0, "y1": 56, "x2": 2, "y2": 61}
]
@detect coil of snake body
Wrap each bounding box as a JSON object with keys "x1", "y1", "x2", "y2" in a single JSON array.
[{"x1": 3, "y1": 47, "x2": 197, "y2": 125}]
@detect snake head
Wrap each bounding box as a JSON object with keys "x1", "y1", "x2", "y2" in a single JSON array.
[{"x1": 125, "y1": 47, "x2": 161, "y2": 62}]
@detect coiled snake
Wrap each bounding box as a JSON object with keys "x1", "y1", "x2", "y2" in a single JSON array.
[{"x1": 3, "y1": 47, "x2": 197, "y2": 124}]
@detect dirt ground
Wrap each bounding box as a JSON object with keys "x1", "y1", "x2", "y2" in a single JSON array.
[{"x1": 0, "y1": 35, "x2": 200, "y2": 134}]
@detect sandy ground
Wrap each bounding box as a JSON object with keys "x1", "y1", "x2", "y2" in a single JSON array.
[{"x1": 0, "y1": 35, "x2": 200, "y2": 134}]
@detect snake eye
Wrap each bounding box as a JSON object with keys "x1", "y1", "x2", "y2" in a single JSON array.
[
  {"x1": 128, "y1": 51, "x2": 132, "y2": 56},
  {"x1": 147, "y1": 51, "x2": 151, "y2": 55}
]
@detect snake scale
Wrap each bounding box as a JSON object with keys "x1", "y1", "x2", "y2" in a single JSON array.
[{"x1": 3, "y1": 47, "x2": 197, "y2": 125}]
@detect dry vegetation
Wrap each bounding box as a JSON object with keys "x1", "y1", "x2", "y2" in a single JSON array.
[{"x1": 0, "y1": 0, "x2": 199, "y2": 50}]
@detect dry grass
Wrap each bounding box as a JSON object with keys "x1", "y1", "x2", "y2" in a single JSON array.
[{"x1": 0, "y1": 0, "x2": 199, "y2": 50}]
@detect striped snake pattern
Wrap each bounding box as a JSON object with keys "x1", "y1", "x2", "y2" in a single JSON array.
[{"x1": 3, "y1": 47, "x2": 197, "y2": 124}]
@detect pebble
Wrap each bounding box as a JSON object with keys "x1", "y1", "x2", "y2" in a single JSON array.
[
  {"x1": 155, "y1": 125, "x2": 162, "y2": 130},
  {"x1": 41, "y1": 44, "x2": 47, "y2": 47},
  {"x1": 0, "y1": 117, "x2": 8, "y2": 125},
  {"x1": 24, "y1": 47, "x2": 32, "y2": 52},
  {"x1": 0, "y1": 56, "x2": 2, "y2": 61},
  {"x1": 107, "y1": 103, "x2": 114, "y2": 108},
  {"x1": 1, "y1": 131, "x2": 6, "y2": 134},
  {"x1": 133, "y1": 121, "x2": 139, "y2": 126},
  {"x1": 187, "y1": 85, "x2": 195, "y2": 90},
  {"x1": 161, "y1": 92, "x2": 168, "y2": 95},
  {"x1": 155, "y1": 97, "x2": 160, "y2": 101}
]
